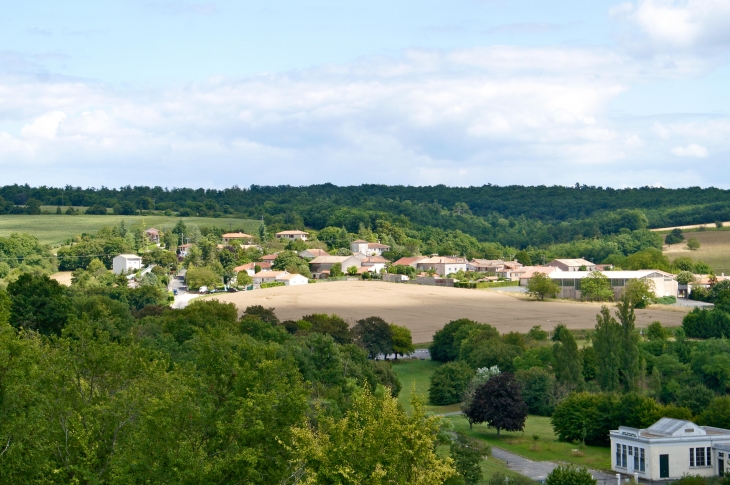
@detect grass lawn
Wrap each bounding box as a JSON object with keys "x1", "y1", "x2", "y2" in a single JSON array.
[
  {"x1": 0, "y1": 215, "x2": 261, "y2": 245},
  {"x1": 664, "y1": 229, "x2": 730, "y2": 275},
  {"x1": 448, "y1": 415, "x2": 611, "y2": 471},
  {"x1": 392, "y1": 359, "x2": 461, "y2": 414}
]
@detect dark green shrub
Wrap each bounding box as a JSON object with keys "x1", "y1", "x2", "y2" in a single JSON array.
[{"x1": 428, "y1": 361, "x2": 474, "y2": 405}]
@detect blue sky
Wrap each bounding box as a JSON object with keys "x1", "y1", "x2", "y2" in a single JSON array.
[{"x1": 1, "y1": 0, "x2": 729, "y2": 188}]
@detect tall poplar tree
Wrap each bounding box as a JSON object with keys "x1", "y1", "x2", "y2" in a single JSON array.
[
  {"x1": 592, "y1": 306, "x2": 621, "y2": 391},
  {"x1": 616, "y1": 295, "x2": 642, "y2": 391},
  {"x1": 552, "y1": 324, "x2": 583, "y2": 388}
]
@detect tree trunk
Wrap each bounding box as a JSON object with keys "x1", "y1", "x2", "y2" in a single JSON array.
[
  {"x1": 469, "y1": 421, "x2": 473, "y2": 430},
  {"x1": 497, "y1": 427, "x2": 501, "y2": 436}
]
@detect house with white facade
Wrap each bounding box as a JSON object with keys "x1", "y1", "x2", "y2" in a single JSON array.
[
  {"x1": 233, "y1": 262, "x2": 257, "y2": 276},
  {"x1": 350, "y1": 240, "x2": 391, "y2": 256},
  {"x1": 277, "y1": 273, "x2": 309, "y2": 286},
  {"x1": 177, "y1": 243, "x2": 192, "y2": 258},
  {"x1": 309, "y1": 255, "x2": 362, "y2": 278},
  {"x1": 548, "y1": 269, "x2": 678, "y2": 300},
  {"x1": 222, "y1": 232, "x2": 254, "y2": 244},
  {"x1": 252, "y1": 271, "x2": 288, "y2": 285},
  {"x1": 144, "y1": 228, "x2": 160, "y2": 244},
  {"x1": 392, "y1": 256, "x2": 426, "y2": 268},
  {"x1": 547, "y1": 258, "x2": 597, "y2": 272},
  {"x1": 415, "y1": 257, "x2": 467, "y2": 276},
  {"x1": 276, "y1": 230, "x2": 309, "y2": 241},
  {"x1": 112, "y1": 254, "x2": 142, "y2": 275},
  {"x1": 359, "y1": 255, "x2": 389, "y2": 274},
  {"x1": 610, "y1": 418, "x2": 730, "y2": 480}
]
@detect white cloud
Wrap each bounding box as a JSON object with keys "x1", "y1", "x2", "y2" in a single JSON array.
[
  {"x1": 671, "y1": 143, "x2": 708, "y2": 158},
  {"x1": 0, "y1": 45, "x2": 728, "y2": 188}
]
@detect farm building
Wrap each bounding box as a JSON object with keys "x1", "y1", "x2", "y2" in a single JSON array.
[
  {"x1": 548, "y1": 270, "x2": 678, "y2": 299},
  {"x1": 112, "y1": 254, "x2": 142, "y2": 275},
  {"x1": 611, "y1": 418, "x2": 730, "y2": 480},
  {"x1": 547, "y1": 258, "x2": 596, "y2": 272},
  {"x1": 299, "y1": 248, "x2": 329, "y2": 259}
]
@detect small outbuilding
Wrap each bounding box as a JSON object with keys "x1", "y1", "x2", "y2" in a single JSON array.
[
  {"x1": 610, "y1": 418, "x2": 730, "y2": 480},
  {"x1": 112, "y1": 254, "x2": 142, "y2": 275}
]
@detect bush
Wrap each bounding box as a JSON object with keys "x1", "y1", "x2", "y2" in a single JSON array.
[
  {"x1": 428, "y1": 361, "x2": 475, "y2": 406},
  {"x1": 430, "y1": 319, "x2": 481, "y2": 362},
  {"x1": 85, "y1": 204, "x2": 108, "y2": 215},
  {"x1": 682, "y1": 307, "x2": 730, "y2": 338},
  {"x1": 261, "y1": 282, "x2": 285, "y2": 289},
  {"x1": 546, "y1": 466, "x2": 596, "y2": 485},
  {"x1": 665, "y1": 228, "x2": 684, "y2": 245},
  {"x1": 687, "y1": 238, "x2": 700, "y2": 250},
  {"x1": 654, "y1": 296, "x2": 677, "y2": 305},
  {"x1": 455, "y1": 281, "x2": 477, "y2": 289}
]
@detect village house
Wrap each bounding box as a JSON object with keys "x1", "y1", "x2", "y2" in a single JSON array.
[
  {"x1": 359, "y1": 255, "x2": 389, "y2": 274},
  {"x1": 144, "y1": 228, "x2": 160, "y2": 244},
  {"x1": 517, "y1": 266, "x2": 559, "y2": 286},
  {"x1": 350, "y1": 240, "x2": 391, "y2": 256},
  {"x1": 548, "y1": 269, "x2": 678, "y2": 300},
  {"x1": 177, "y1": 243, "x2": 192, "y2": 258},
  {"x1": 308, "y1": 255, "x2": 362, "y2": 278},
  {"x1": 466, "y1": 259, "x2": 505, "y2": 272},
  {"x1": 233, "y1": 262, "x2": 257, "y2": 276},
  {"x1": 392, "y1": 256, "x2": 427, "y2": 268},
  {"x1": 252, "y1": 270, "x2": 288, "y2": 285},
  {"x1": 261, "y1": 254, "x2": 278, "y2": 264},
  {"x1": 611, "y1": 418, "x2": 730, "y2": 480},
  {"x1": 416, "y1": 257, "x2": 467, "y2": 277},
  {"x1": 495, "y1": 261, "x2": 524, "y2": 281},
  {"x1": 299, "y1": 248, "x2": 329, "y2": 259},
  {"x1": 222, "y1": 232, "x2": 254, "y2": 244},
  {"x1": 275, "y1": 230, "x2": 309, "y2": 241},
  {"x1": 547, "y1": 258, "x2": 597, "y2": 272},
  {"x1": 112, "y1": 254, "x2": 142, "y2": 275},
  {"x1": 276, "y1": 273, "x2": 309, "y2": 286}
]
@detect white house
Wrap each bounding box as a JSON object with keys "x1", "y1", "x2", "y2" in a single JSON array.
[
  {"x1": 359, "y1": 255, "x2": 389, "y2": 274},
  {"x1": 233, "y1": 262, "x2": 257, "y2": 277},
  {"x1": 610, "y1": 418, "x2": 730, "y2": 480},
  {"x1": 548, "y1": 269, "x2": 678, "y2": 300},
  {"x1": 547, "y1": 258, "x2": 597, "y2": 272},
  {"x1": 222, "y1": 232, "x2": 254, "y2": 244},
  {"x1": 177, "y1": 243, "x2": 192, "y2": 258},
  {"x1": 416, "y1": 257, "x2": 467, "y2": 277},
  {"x1": 277, "y1": 273, "x2": 309, "y2": 286},
  {"x1": 309, "y1": 255, "x2": 362, "y2": 278},
  {"x1": 252, "y1": 270, "x2": 288, "y2": 285},
  {"x1": 276, "y1": 230, "x2": 309, "y2": 241},
  {"x1": 350, "y1": 240, "x2": 391, "y2": 256},
  {"x1": 112, "y1": 254, "x2": 142, "y2": 275},
  {"x1": 392, "y1": 256, "x2": 427, "y2": 268}
]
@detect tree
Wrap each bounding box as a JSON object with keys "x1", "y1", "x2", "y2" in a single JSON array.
[
  {"x1": 698, "y1": 396, "x2": 730, "y2": 429},
  {"x1": 300, "y1": 313, "x2": 352, "y2": 344},
  {"x1": 646, "y1": 321, "x2": 669, "y2": 341},
  {"x1": 7, "y1": 273, "x2": 70, "y2": 336},
  {"x1": 289, "y1": 387, "x2": 456, "y2": 484},
  {"x1": 430, "y1": 319, "x2": 480, "y2": 362},
  {"x1": 623, "y1": 278, "x2": 655, "y2": 308},
  {"x1": 695, "y1": 261, "x2": 712, "y2": 274},
  {"x1": 592, "y1": 306, "x2": 621, "y2": 391},
  {"x1": 687, "y1": 237, "x2": 700, "y2": 250},
  {"x1": 352, "y1": 316, "x2": 393, "y2": 358},
  {"x1": 515, "y1": 367, "x2": 557, "y2": 416},
  {"x1": 329, "y1": 262, "x2": 343, "y2": 278},
  {"x1": 272, "y1": 250, "x2": 311, "y2": 277},
  {"x1": 616, "y1": 296, "x2": 642, "y2": 392},
  {"x1": 527, "y1": 272, "x2": 560, "y2": 301},
  {"x1": 450, "y1": 432, "x2": 488, "y2": 485},
  {"x1": 463, "y1": 373, "x2": 527, "y2": 436},
  {"x1": 552, "y1": 324, "x2": 583, "y2": 388},
  {"x1": 347, "y1": 265, "x2": 358, "y2": 276},
  {"x1": 580, "y1": 271, "x2": 613, "y2": 301},
  {"x1": 0, "y1": 289, "x2": 10, "y2": 326},
  {"x1": 665, "y1": 228, "x2": 684, "y2": 245},
  {"x1": 428, "y1": 361, "x2": 474, "y2": 405},
  {"x1": 185, "y1": 266, "x2": 220, "y2": 290},
  {"x1": 389, "y1": 324, "x2": 414, "y2": 358},
  {"x1": 515, "y1": 250, "x2": 532, "y2": 266},
  {"x1": 546, "y1": 466, "x2": 597, "y2": 485},
  {"x1": 24, "y1": 198, "x2": 41, "y2": 215},
  {"x1": 676, "y1": 271, "x2": 695, "y2": 285}
]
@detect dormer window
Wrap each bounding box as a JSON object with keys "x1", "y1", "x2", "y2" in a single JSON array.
[{"x1": 685, "y1": 429, "x2": 694, "y2": 432}]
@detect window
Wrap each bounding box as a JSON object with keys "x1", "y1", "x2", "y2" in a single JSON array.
[
  {"x1": 634, "y1": 447, "x2": 639, "y2": 470},
  {"x1": 640, "y1": 448, "x2": 645, "y2": 472},
  {"x1": 690, "y1": 448, "x2": 695, "y2": 467},
  {"x1": 697, "y1": 447, "x2": 706, "y2": 467},
  {"x1": 707, "y1": 448, "x2": 712, "y2": 467},
  {"x1": 617, "y1": 444, "x2": 622, "y2": 467},
  {"x1": 622, "y1": 444, "x2": 627, "y2": 468}
]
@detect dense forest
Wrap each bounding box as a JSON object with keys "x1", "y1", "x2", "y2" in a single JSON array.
[{"x1": 2, "y1": 184, "x2": 730, "y2": 251}]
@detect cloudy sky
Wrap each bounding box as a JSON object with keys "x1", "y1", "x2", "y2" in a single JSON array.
[{"x1": 1, "y1": 0, "x2": 729, "y2": 189}]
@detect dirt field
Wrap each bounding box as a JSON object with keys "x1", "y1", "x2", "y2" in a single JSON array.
[
  {"x1": 50, "y1": 271, "x2": 73, "y2": 286},
  {"x1": 664, "y1": 230, "x2": 730, "y2": 275},
  {"x1": 652, "y1": 222, "x2": 730, "y2": 232},
  {"x1": 212, "y1": 281, "x2": 689, "y2": 343}
]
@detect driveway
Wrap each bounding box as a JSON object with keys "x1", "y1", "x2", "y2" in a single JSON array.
[{"x1": 492, "y1": 447, "x2": 619, "y2": 484}]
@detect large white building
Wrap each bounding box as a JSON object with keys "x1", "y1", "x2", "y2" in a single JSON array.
[
  {"x1": 611, "y1": 418, "x2": 730, "y2": 480},
  {"x1": 548, "y1": 269, "x2": 678, "y2": 300},
  {"x1": 112, "y1": 254, "x2": 142, "y2": 275}
]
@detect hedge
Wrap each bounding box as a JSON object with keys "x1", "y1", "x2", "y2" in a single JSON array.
[{"x1": 260, "y1": 282, "x2": 285, "y2": 289}]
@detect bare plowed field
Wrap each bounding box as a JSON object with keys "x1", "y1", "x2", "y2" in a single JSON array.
[{"x1": 212, "y1": 281, "x2": 688, "y2": 343}]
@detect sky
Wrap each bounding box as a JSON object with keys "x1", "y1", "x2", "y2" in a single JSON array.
[{"x1": 1, "y1": 0, "x2": 729, "y2": 189}]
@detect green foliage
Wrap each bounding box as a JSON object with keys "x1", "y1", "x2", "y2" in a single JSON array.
[
  {"x1": 646, "y1": 321, "x2": 669, "y2": 341},
  {"x1": 623, "y1": 278, "x2": 655, "y2": 308},
  {"x1": 463, "y1": 372, "x2": 527, "y2": 435},
  {"x1": 697, "y1": 396, "x2": 730, "y2": 429},
  {"x1": 676, "y1": 271, "x2": 695, "y2": 285},
  {"x1": 665, "y1": 228, "x2": 685, "y2": 245},
  {"x1": 0, "y1": 289, "x2": 10, "y2": 325},
  {"x1": 552, "y1": 324, "x2": 583, "y2": 388},
  {"x1": 428, "y1": 361, "x2": 475, "y2": 405},
  {"x1": 430, "y1": 318, "x2": 481, "y2": 362},
  {"x1": 546, "y1": 465, "x2": 597, "y2": 485},
  {"x1": 682, "y1": 307, "x2": 730, "y2": 339},
  {"x1": 390, "y1": 323, "x2": 415, "y2": 357},
  {"x1": 353, "y1": 316, "x2": 393, "y2": 358},
  {"x1": 516, "y1": 367, "x2": 558, "y2": 416},
  {"x1": 592, "y1": 306, "x2": 621, "y2": 391},
  {"x1": 329, "y1": 262, "x2": 343, "y2": 277},
  {"x1": 272, "y1": 250, "x2": 311, "y2": 277},
  {"x1": 687, "y1": 237, "x2": 701, "y2": 250},
  {"x1": 450, "y1": 432, "x2": 489, "y2": 485},
  {"x1": 185, "y1": 265, "x2": 220, "y2": 290},
  {"x1": 7, "y1": 273, "x2": 70, "y2": 335},
  {"x1": 260, "y1": 281, "x2": 285, "y2": 288},
  {"x1": 527, "y1": 272, "x2": 560, "y2": 301},
  {"x1": 299, "y1": 313, "x2": 352, "y2": 344},
  {"x1": 580, "y1": 271, "x2": 614, "y2": 302}
]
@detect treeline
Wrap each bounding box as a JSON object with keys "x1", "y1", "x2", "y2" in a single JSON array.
[
  {"x1": 427, "y1": 297, "x2": 730, "y2": 448},
  {"x1": 0, "y1": 275, "x2": 470, "y2": 483},
  {"x1": 3, "y1": 183, "x2": 730, "y2": 249}
]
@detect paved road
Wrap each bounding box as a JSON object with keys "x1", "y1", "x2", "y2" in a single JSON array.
[
  {"x1": 492, "y1": 447, "x2": 619, "y2": 484},
  {"x1": 375, "y1": 348, "x2": 431, "y2": 360},
  {"x1": 671, "y1": 299, "x2": 713, "y2": 308},
  {"x1": 169, "y1": 270, "x2": 200, "y2": 309}
]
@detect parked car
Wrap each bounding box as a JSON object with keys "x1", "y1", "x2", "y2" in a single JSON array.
[
  {"x1": 227, "y1": 288, "x2": 239, "y2": 293},
  {"x1": 199, "y1": 286, "x2": 208, "y2": 294},
  {"x1": 173, "y1": 289, "x2": 178, "y2": 296}
]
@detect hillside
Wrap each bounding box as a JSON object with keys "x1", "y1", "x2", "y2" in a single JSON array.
[{"x1": 664, "y1": 229, "x2": 730, "y2": 275}]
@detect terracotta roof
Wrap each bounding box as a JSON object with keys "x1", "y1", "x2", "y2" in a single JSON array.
[
  {"x1": 362, "y1": 255, "x2": 389, "y2": 263},
  {"x1": 234, "y1": 263, "x2": 256, "y2": 272},
  {"x1": 368, "y1": 243, "x2": 390, "y2": 249},
  {"x1": 262, "y1": 254, "x2": 278, "y2": 261},
  {"x1": 277, "y1": 273, "x2": 307, "y2": 280},
  {"x1": 222, "y1": 232, "x2": 253, "y2": 238},
  {"x1": 257, "y1": 262, "x2": 272, "y2": 269},
  {"x1": 145, "y1": 228, "x2": 160, "y2": 234},
  {"x1": 417, "y1": 257, "x2": 467, "y2": 264},
  {"x1": 300, "y1": 248, "x2": 329, "y2": 257},
  {"x1": 469, "y1": 259, "x2": 505, "y2": 267},
  {"x1": 393, "y1": 257, "x2": 426, "y2": 266},
  {"x1": 252, "y1": 271, "x2": 288, "y2": 278},
  {"x1": 178, "y1": 243, "x2": 192, "y2": 249},
  {"x1": 309, "y1": 255, "x2": 351, "y2": 264},
  {"x1": 518, "y1": 266, "x2": 559, "y2": 279},
  {"x1": 276, "y1": 230, "x2": 308, "y2": 235}
]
